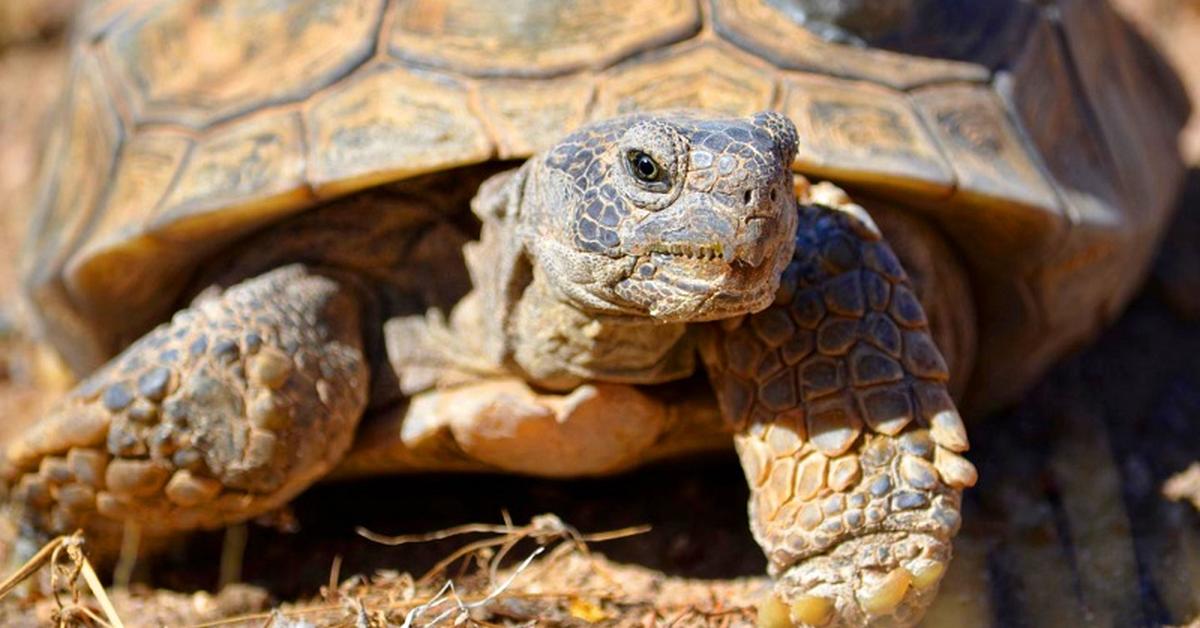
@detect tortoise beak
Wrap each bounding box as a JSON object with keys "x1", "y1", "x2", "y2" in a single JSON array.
[{"x1": 624, "y1": 192, "x2": 785, "y2": 270}]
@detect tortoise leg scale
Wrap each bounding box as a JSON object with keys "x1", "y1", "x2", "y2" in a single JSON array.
[
  {"x1": 1, "y1": 264, "x2": 369, "y2": 558},
  {"x1": 702, "y1": 185, "x2": 977, "y2": 627}
]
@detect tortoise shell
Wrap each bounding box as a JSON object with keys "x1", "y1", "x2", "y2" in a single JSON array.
[{"x1": 25, "y1": 0, "x2": 1188, "y2": 411}]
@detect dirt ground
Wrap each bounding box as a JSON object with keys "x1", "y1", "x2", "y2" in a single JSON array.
[{"x1": 1, "y1": 2, "x2": 1200, "y2": 627}]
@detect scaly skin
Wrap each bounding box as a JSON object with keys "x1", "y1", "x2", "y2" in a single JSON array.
[
  {"x1": 703, "y1": 185, "x2": 976, "y2": 626},
  {"x1": 4, "y1": 111, "x2": 973, "y2": 626},
  {"x1": 1, "y1": 265, "x2": 368, "y2": 559},
  {"x1": 395, "y1": 112, "x2": 976, "y2": 626}
]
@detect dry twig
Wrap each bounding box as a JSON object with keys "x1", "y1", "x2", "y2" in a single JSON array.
[{"x1": 0, "y1": 531, "x2": 126, "y2": 628}]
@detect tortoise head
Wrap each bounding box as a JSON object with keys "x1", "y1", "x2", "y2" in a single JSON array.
[{"x1": 513, "y1": 110, "x2": 799, "y2": 322}]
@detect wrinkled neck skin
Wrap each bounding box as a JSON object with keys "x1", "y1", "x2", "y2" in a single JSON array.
[
  {"x1": 506, "y1": 159, "x2": 708, "y2": 391},
  {"x1": 462, "y1": 168, "x2": 699, "y2": 391},
  {"x1": 508, "y1": 266, "x2": 697, "y2": 391}
]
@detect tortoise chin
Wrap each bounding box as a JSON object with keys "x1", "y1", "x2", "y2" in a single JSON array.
[{"x1": 619, "y1": 277, "x2": 779, "y2": 322}]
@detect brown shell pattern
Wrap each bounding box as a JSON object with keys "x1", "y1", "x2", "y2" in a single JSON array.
[{"x1": 25, "y1": 0, "x2": 1186, "y2": 387}]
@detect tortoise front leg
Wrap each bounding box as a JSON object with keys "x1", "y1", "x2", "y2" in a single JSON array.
[
  {"x1": 702, "y1": 189, "x2": 977, "y2": 627},
  {"x1": 1, "y1": 264, "x2": 369, "y2": 559}
]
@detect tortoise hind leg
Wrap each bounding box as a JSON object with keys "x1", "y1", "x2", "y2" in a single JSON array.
[{"x1": 1, "y1": 264, "x2": 369, "y2": 559}]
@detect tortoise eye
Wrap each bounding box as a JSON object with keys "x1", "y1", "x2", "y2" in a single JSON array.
[{"x1": 627, "y1": 150, "x2": 663, "y2": 183}]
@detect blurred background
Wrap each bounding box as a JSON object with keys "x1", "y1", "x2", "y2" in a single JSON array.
[{"x1": 1, "y1": 1, "x2": 1199, "y2": 626}]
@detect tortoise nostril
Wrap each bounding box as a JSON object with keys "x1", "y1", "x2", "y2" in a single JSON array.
[
  {"x1": 743, "y1": 189, "x2": 753, "y2": 205},
  {"x1": 770, "y1": 188, "x2": 778, "y2": 202}
]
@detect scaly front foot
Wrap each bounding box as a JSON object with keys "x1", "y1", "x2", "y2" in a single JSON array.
[{"x1": 705, "y1": 186, "x2": 976, "y2": 626}]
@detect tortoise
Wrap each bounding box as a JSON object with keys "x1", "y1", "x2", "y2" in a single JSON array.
[{"x1": 3, "y1": 0, "x2": 1188, "y2": 626}]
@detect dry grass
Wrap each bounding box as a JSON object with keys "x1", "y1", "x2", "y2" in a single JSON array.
[
  {"x1": 0, "y1": 516, "x2": 766, "y2": 627},
  {"x1": 0, "y1": 533, "x2": 125, "y2": 627}
]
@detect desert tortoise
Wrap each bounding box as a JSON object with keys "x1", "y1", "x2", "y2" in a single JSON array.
[{"x1": 4, "y1": 0, "x2": 1188, "y2": 626}]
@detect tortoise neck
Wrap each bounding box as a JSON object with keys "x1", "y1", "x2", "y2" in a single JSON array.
[{"x1": 506, "y1": 269, "x2": 697, "y2": 391}]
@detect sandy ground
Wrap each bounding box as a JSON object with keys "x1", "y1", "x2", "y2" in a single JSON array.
[{"x1": 0, "y1": 2, "x2": 1199, "y2": 626}]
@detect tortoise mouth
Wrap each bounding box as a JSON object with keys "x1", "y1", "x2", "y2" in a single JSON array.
[
  {"x1": 611, "y1": 222, "x2": 794, "y2": 322},
  {"x1": 645, "y1": 251, "x2": 770, "y2": 289},
  {"x1": 615, "y1": 252, "x2": 778, "y2": 322},
  {"x1": 645, "y1": 241, "x2": 727, "y2": 261}
]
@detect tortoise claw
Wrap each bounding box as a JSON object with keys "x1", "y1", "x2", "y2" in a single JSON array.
[{"x1": 765, "y1": 532, "x2": 951, "y2": 627}]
